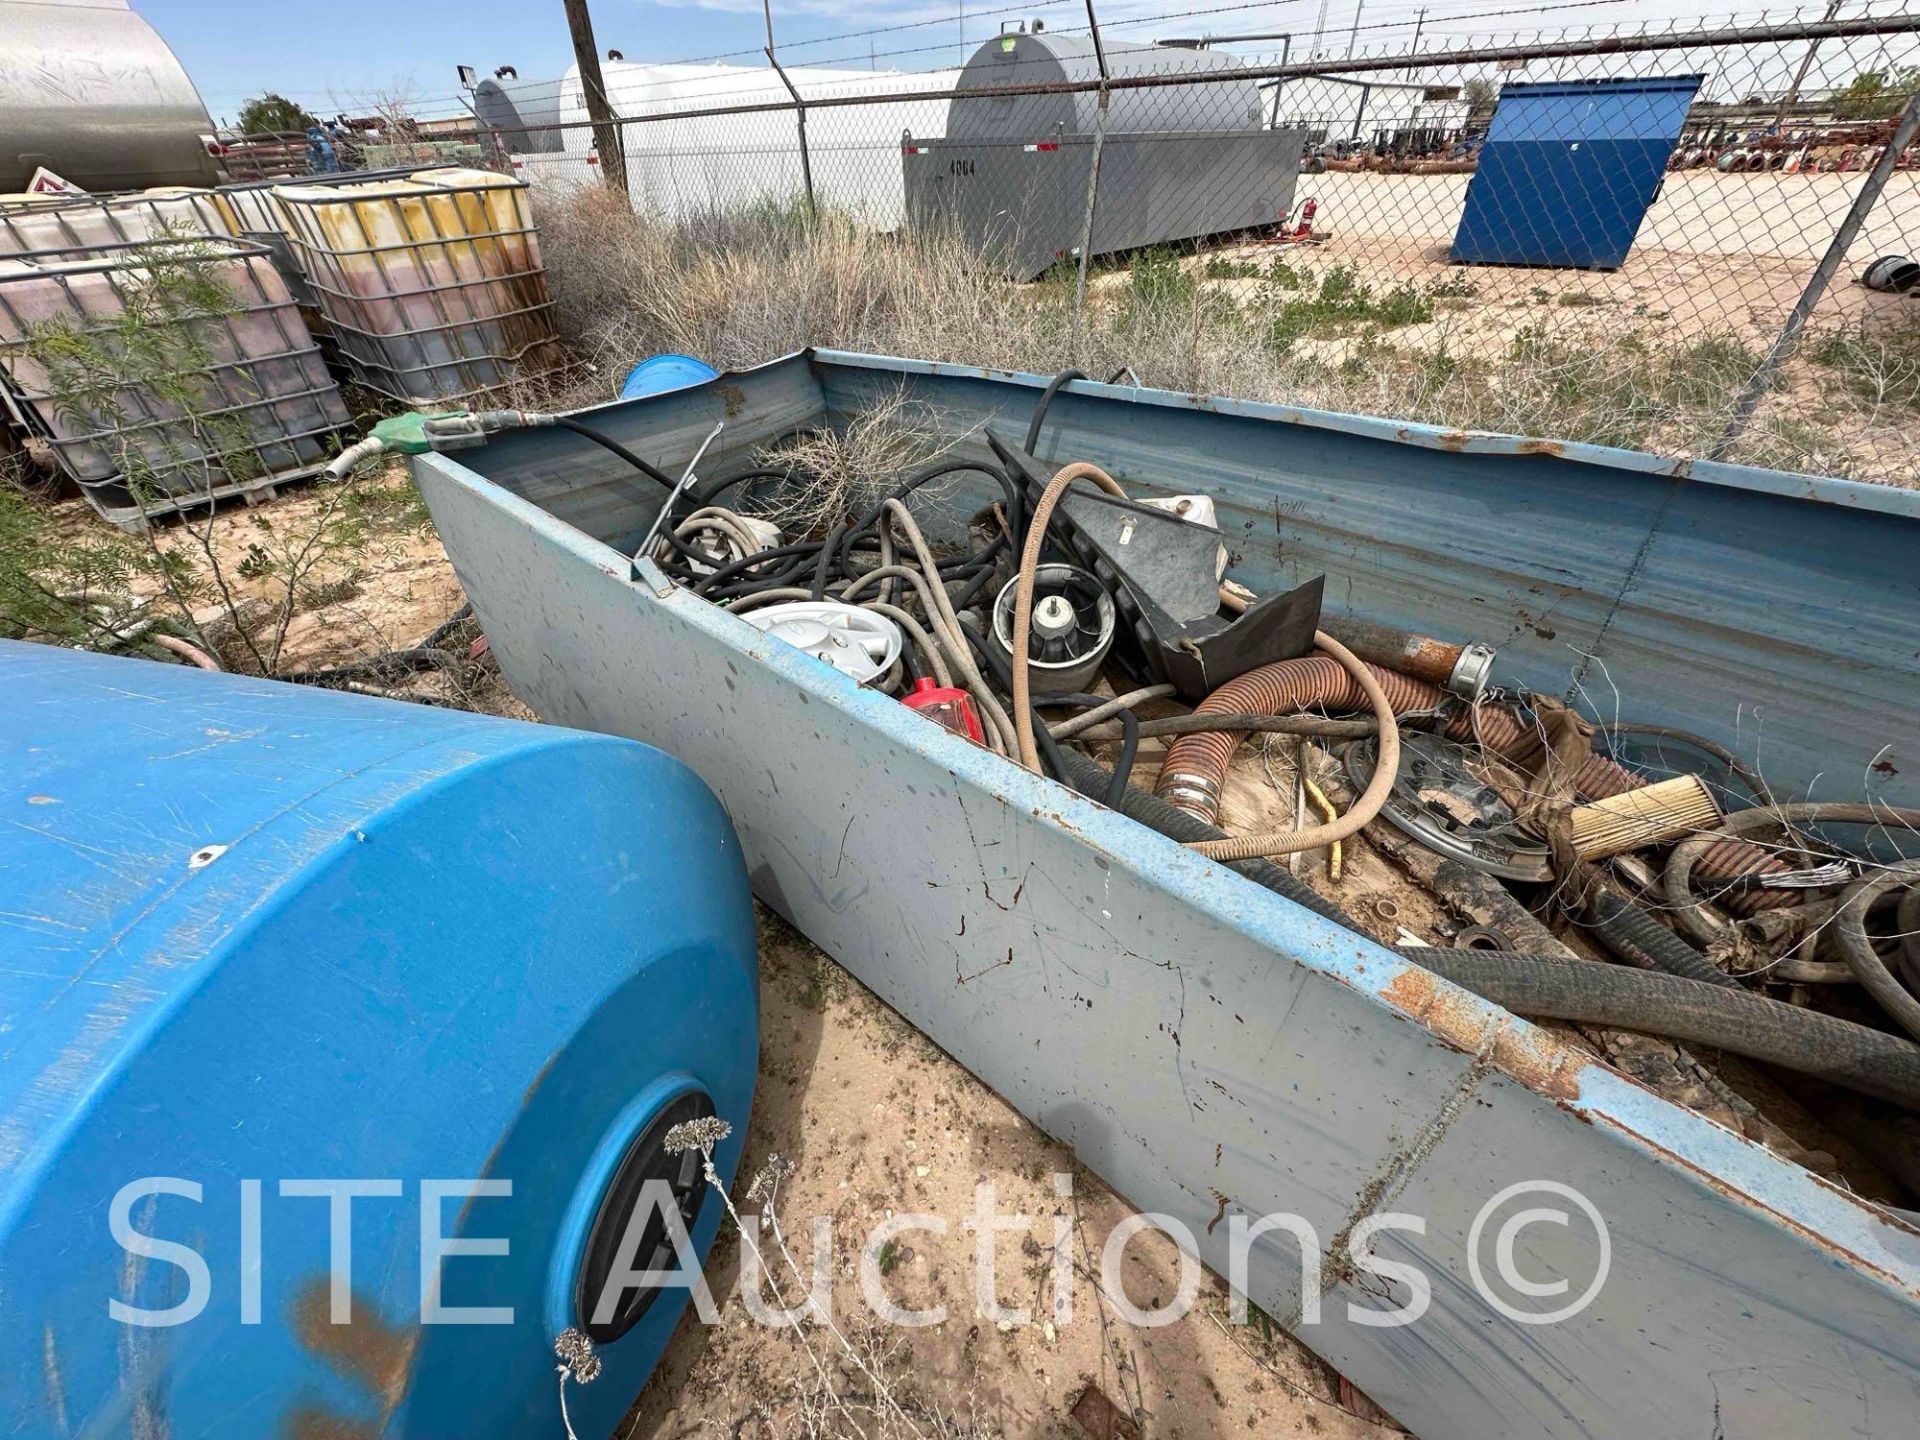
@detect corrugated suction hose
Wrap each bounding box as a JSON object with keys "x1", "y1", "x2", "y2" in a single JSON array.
[
  {"x1": 1060, "y1": 746, "x2": 1920, "y2": 1112},
  {"x1": 1153, "y1": 652, "x2": 1794, "y2": 897}
]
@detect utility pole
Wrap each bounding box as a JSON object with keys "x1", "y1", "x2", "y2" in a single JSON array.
[
  {"x1": 1407, "y1": 7, "x2": 1425, "y2": 77},
  {"x1": 1346, "y1": 0, "x2": 1366, "y2": 58},
  {"x1": 1310, "y1": 0, "x2": 1331, "y2": 57},
  {"x1": 561, "y1": 0, "x2": 629, "y2": 206}
]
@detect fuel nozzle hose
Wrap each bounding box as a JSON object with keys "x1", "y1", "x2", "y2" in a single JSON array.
[{"x1": 1054, "y1": 747, "x2": 1920, "y2": 1112}]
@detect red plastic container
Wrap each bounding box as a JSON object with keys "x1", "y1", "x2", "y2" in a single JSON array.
[{"x1": 901, "y1": 676, "x2": 985, "y2": 744}]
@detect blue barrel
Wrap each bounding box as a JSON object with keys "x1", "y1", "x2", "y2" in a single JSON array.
[
  {"x1": 619, "y1": 353, "x2": 719, "y2": 401},
  {"x1": 0, "y1": 642, "x2": 758, "y2": 1439}
]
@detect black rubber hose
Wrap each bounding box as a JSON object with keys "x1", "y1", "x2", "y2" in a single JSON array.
[
  {"x1": 421, "y1": 602, "x2": 474, "y2": 650},
  {"x1": 961, "y1": 624, "x2": 1085, "y2": 795},
  {"x1": 1411, "y1": 950, "x2": 1920, "y2": 1112},
  {"x1": 1037, "y1": 694, "x2": 1139, "y2": 806},
  {"x1": 687, "y1": 465, "x2": 807, "y2": 508},
  {"x1": 551, "y1": 416, "x2": 677, "y2": 490},
  {"x1": 1052, "y1": 748, "x2": 1920, "y2": 1111},
  {"x1": 811, "y1": 521, "x2": 847, "y2": 601},
  {"x1": 1584, "y1": 885, "x2": 1741, "y2": 989},
  {"x1": 1025, "y1": 369, "x2": 1086, "y2": 456},
  {"x1": 1834, "y1": 863, "x2": 1920, "y2": 1042},
  {"x1": 840, "y1": 463, "x2": 1024, "y2": 587}
]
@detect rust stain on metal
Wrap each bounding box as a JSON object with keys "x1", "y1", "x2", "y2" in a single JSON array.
[
  {"x1": 1381, "y1": 966, "x2": 1584, "y2": 1102},
  {"x1": 1436, "y1": 429, "x2": 1472, "y2": 451},
  {"x1": 1517, "y1": 438, "x2": 1566, "y2": 457},
  {"x1": 290, "y1": 1279, "x2": 419, "y2": 1418},
  {"x1": 1070, "y1": 1382, "x2": 1142, "y2": 1440},
  {"x1": 283, "y1": 1406, "x2": 378, "y2": 1440}
]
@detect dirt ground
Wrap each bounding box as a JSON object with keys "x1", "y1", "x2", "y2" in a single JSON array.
[
  {"x1": 621, "y1": 912, "x2": 1403, "y2": 1440},
  {"x1": 90, "y1": 485, "x2": 1404, "y2": 1437}
]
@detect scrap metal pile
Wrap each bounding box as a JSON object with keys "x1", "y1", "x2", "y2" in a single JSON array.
[{"x1": 369, "y1": 379, "x2": 1920, "y2": 1204}]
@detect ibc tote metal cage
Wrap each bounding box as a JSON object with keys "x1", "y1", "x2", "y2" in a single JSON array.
[
  {"x1": 270, "y1": 170, "x2": 564, "y2": 405},
  {"x1": 0, "y1": 236, "x2": 352, "y2": 527}
]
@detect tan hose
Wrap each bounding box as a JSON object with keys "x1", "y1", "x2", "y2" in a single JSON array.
[
  {"x1": 1153, "y1": 651, "x2": 1794, "y2": 892},
  {"x1": 1012, "y1": 462, "x2": 1129, "y2": 772},
  {"x1": 1184, "y1": 631, "x2": 1401, "y2": 861}
]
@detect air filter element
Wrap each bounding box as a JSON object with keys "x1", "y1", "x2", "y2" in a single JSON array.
[{"x1": 991, "y1": 563, "x2": 1117, "y2": 693}]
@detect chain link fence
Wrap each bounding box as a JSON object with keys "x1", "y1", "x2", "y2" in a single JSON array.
[{"x1": 339, "y1": 8, "x2": 1920, "y2": 481}]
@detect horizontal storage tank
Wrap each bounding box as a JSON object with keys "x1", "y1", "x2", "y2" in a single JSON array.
[
  {"x1": 0, "y1": 235, "x2": 352, "y2": 526},
  {"x1": 946, "y1": 31, "x2": 1265, "y2": 140},
  {"x1": 1451, "y1": 75, "x2": 1704, "y2": 270},
  {"x1": 0, "y1": 642, "x2": 758, "y2": 1439},
  {"x1": 906, "y1": 34, "x2": 1302, "y2": 279},
  {"x1": 0, "y1": 0, "x2": 219, "y2": 193},
  {"x1": 502, "y1": 59, "x2": 956, "y2": 227},
  {"x1": 475, "y1": 74, "x2": 569, "y2": 155}
]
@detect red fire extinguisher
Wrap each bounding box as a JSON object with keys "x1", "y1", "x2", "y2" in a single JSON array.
[{"x1": 1282, "y1": 196, "x2": 1318, "y2": 243}]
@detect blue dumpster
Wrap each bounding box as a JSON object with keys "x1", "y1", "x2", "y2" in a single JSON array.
[
  {"x1": 1451, "y1": 74, "x2": 1703, "y2": 270},
  {"x1": 0, "y1": 642, "x2": 758, "y2": 1439}
]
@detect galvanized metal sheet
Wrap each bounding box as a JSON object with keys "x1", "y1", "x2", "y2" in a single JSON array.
[{"x1": 415, "y1": 363, "x2": 1920, "y2": 1438}]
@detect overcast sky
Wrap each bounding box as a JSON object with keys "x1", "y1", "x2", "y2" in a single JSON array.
[{"x1": 143, "y1": 0, "x2": 1889, "y2": 125}]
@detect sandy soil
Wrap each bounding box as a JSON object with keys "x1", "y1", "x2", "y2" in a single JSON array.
[
  {"x1": 621, "y1": 911, "x2": 1403, "y2": 1440},
  {"x1": 77, "y1": 486, "x2": 1403, "y2": 1436}
]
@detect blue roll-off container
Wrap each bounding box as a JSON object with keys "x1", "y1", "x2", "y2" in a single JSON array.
[
  {"x1": 0, "y1": 642, "x2": 758, "y2": 1438},
  {"x1": 1451, "y1": 74, "x2": 1703, "y2": 270}
]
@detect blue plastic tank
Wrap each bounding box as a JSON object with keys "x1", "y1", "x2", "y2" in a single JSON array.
[
  {"x1": 0, "y1": 642, "x2": 758, "y2": 1438},
  {"x1": 619, "y1": 353, "x2": 719, "y2": 401}
]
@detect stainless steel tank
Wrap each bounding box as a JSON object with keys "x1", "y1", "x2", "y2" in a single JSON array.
[{"x1": 1, "y1": 0, "x2": 219, "y2": 193}]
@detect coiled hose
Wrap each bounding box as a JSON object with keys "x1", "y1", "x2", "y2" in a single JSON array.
[
  {"x1": 1834, "y1": 861, "x2": 1920, "y2": 1043},
  {"x1": 1666, "y1": 803, "x2": 1920, "y2": 949},
  {"x1": 1152, "y1": 652, "x2": 1796, "y2": 899},
  {"x1": 1056, "y1": 747, "x2": 1920, "y2": 1111}
]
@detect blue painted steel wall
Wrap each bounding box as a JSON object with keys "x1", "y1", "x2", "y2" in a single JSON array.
[
  {"x1": 408, "y1": 354, "x2": 1920, "y2": 1440},
  {"x1": 1452, "y1": 76, "x2": 1702, "y2": 269},
  {"x1": 0, "y1": 643, "x2": 758, "y2": 1439}
]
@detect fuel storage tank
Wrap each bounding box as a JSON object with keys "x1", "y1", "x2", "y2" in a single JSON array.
[
  {"x1": 0, "y1": 642, "x2": 759, "y2": 1439},
  {"x1": 905, "y1": 32, "x2": 1304, "y2": 279},
  {"x1": 0, "y1": 0, "x2": 220, "y2": 193}
]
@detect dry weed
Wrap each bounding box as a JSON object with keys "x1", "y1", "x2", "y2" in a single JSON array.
[{"x1": 534, "y1": 187, "x2": 1915, "y2": 479}]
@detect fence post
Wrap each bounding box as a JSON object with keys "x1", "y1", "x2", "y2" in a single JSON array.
[
  {"x1": 1715, "y1": 86, "x2": 1920, "y2": 457},
  {"x1": 763, "y1": 0, "x2": 818, "y2": 221},
  {"x1": 1073, "y1": 0, "x2": 1112, "y2": 321}
]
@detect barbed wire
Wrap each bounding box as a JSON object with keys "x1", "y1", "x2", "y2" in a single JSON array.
[{"x1": 224, "y1": 0, "x2": 1911, "y2": 123}]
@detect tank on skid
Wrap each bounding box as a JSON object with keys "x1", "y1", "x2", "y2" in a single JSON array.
[
  {"x1": 904, "y1": 32, "x2": 1305, "y2": 279},
  {"x1": 0, "y1": 0, "x2": 219, "y2": 193},
  {"x1": 0, "y1": 643, "x2": 759, "y2": 1440}
]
